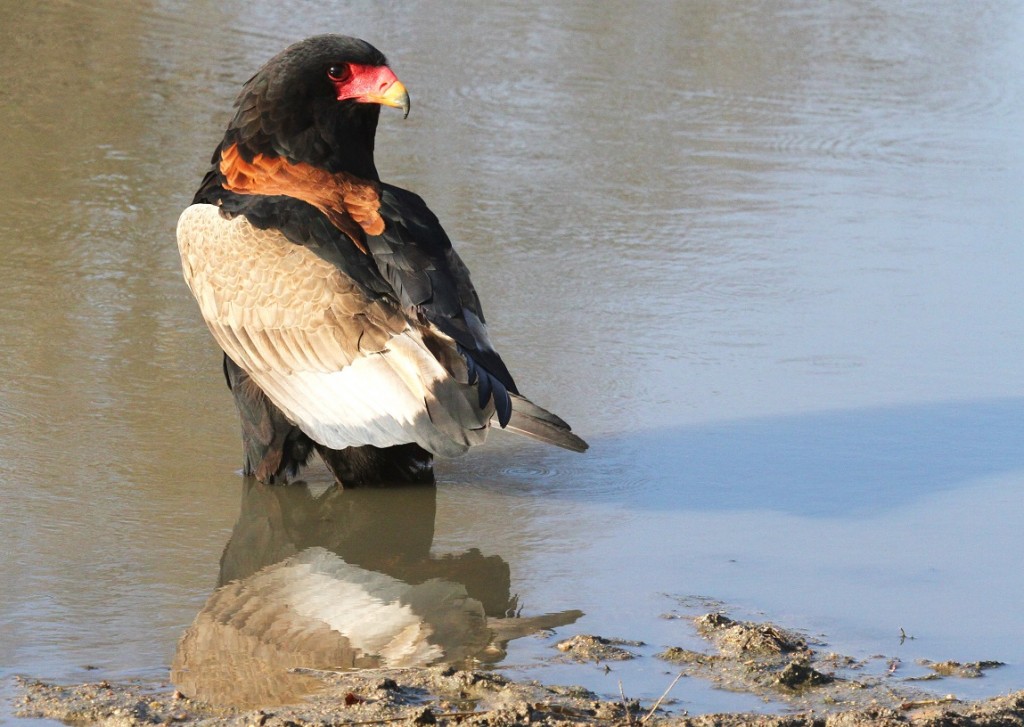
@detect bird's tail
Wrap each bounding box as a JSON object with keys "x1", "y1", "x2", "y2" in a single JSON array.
[{"x1": 499, "y1": 394, "x2": 589, "y2": 453}]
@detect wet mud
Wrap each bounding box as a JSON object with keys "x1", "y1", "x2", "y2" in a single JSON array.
[{"x1": 14, "y1": 610, "x2": 1023, "y2": 726}]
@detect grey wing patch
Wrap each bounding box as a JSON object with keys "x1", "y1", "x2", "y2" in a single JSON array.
[
  {"x1": 177, "y1": 204, "x2": 492, "y2": 455},
  {"x1": 177, "y1": 204, "x2": 401, "y2": 373}
]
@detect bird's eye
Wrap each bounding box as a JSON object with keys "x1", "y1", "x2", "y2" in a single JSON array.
[{"x1": 327, "y1": 64, "x2": 351, "y2": 82}]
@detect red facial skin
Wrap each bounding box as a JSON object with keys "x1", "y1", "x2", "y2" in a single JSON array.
[{"x1": 330, "y1": 64, "x2": 409, "y2": 117}]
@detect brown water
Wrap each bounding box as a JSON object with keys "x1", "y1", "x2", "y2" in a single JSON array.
[{"x1": 3, "y1": 0, "x2": 1024, "y2": 719}]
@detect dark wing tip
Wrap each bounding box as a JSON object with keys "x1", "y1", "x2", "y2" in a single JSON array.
[
  {"x1": 461, "y1": 347, "x2": 513, "y2": 426},
  {"x1": 504, "y1": 394, "x2": 588, "y2": 453}
]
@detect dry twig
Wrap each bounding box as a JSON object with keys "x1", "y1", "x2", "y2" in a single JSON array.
[{"x1": 640, "y1": 671, "x2": 685, "y2": 724}]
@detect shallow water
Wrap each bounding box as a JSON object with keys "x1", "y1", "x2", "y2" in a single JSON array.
[{"x1": 2, "y1": 0, "x2": 1024, "y2": 719}]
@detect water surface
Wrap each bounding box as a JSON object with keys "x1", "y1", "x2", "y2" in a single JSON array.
[{"x1": 2, "y1": 0, "x2": 1023, "y2": 719}]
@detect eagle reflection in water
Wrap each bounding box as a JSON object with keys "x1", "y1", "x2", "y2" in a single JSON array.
[{"x1": 171, "y1": 481, "x2": 582, "y2": 708}]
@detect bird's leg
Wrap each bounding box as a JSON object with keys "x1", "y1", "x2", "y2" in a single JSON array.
[{"x1": 222, "y1": 355, "x2": 314, "y2": 484}]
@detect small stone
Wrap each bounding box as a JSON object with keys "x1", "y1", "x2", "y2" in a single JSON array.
[
  {"x1": 555, "y1": 635, "x2": 638, "y2": 662},
  {"x1": 776, "y1": 660, "x2": 834, "y2": 689},
  {"x1": 412, "y1": 707, "x2": 436, "y2": 725},
  {"x1": 656, "y1": 646, "x2": 712, "y2": 664}
]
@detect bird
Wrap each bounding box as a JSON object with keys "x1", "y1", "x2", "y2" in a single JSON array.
[{"x1": 177, "y1": 34, "x2": 587, "y2": 486}]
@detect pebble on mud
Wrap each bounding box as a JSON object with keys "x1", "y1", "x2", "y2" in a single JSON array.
[
  {"x1": 555, "y1": 634, "x2": 642, "y2": 662},
  {"x1": 411, "y1": 706, "x2": 436, "y2": 724},
  {"x1": 656, "y1": 647, "x2": 718, "y2": 665},
  {"x1": 915, "y1": 660, "x2": 1006, "y2": 679},
  {"x1": 694, "y1": 613, "x2": 807, "y2": 656},
  {"x1": 775, "y1": 660, "x2": 835, "y2": 689}
]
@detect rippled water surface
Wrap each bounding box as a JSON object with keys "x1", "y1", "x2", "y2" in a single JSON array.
[{"x1": 2, "y1": 0, "x2": 1024, "y2": 720}]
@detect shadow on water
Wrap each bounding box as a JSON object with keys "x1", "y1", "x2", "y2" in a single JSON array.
[
  {"x1": 171, "y1": 481, "x2": 582, "y2": 708},
  {"x1": 167, "y1": 398, "x2": 1024, "y2": 710},
  {"x1": 477, "y1": 397, "x2": 1024, "y2": 518}
]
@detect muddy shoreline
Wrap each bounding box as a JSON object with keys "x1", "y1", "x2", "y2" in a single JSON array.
[
  {"x1": 14, "y1": 670, "x2": 1024, "y2": 727},
  {"x1": 14, "y1": 612, "x2": 1024, "y2": 726}
]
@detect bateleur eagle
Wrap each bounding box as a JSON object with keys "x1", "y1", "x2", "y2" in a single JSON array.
[{"x1": 177, "y1": 34, "x2": 587, "y2": 486}]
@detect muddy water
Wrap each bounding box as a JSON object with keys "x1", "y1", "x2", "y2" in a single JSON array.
[{"x1": 2, "y1": 0, "x2": 1024, "y2": 719}]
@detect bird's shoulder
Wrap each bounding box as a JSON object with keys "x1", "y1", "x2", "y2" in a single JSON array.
[
  {"x1": 369, "y1": 184, "x2": 518, "y2": 399},
  {"x1": 187, "y1": 172, "x2": 519, "y2": 415},
  {"x1": 176, "y1": 204, "x2": 406, "y2": 362},
  {"x1": 369, "y1": 183, "x2": 481, "y2": 316}
]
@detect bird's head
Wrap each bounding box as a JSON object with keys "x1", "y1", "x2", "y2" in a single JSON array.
[{"x1": 223, "y1": 34, "x2": 410, "y2": 179}]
